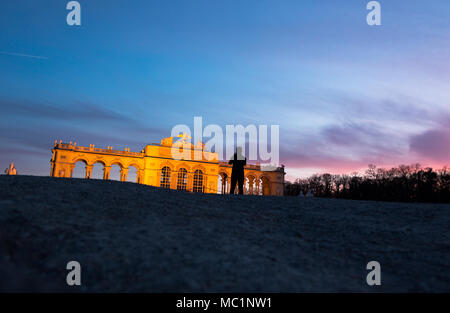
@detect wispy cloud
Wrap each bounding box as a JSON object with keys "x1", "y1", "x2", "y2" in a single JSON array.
[
  {"x1": 0, "y1": 99, "x2": 134, "y2": 122},
  {"x1": 409, "y1": 114, "x2": 450, "y2": 164},
  {"x1": 0, "y1": 51, "x2": 48, "y2": 60},
  {"x1": 278, "y1": 91, "x2": 450, "y2": 176}
]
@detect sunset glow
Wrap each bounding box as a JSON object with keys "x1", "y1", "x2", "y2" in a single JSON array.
[{"x1": 1, "y1": 1, "x2": 449, "y2": 179}]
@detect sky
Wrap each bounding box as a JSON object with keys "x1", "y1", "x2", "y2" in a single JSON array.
[{"x1": 1, "y1": 0, "x2": 449, "y2": 181}]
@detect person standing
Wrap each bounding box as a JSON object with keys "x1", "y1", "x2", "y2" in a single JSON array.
[{"x1": 229, "y1": 147, "x2": 246, "y2": 194}]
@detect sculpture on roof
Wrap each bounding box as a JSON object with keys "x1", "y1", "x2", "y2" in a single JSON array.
[{"x1": 4, "y1": 162, "x2": 17, "y2": 175}]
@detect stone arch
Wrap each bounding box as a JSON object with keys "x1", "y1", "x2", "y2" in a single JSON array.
[
  {"x1": 90, "y1": 161, "x2": 105, "y2": 180},
  {"x1": 176, "y1": 168, "x2": 188, "y2": 191},
  {"x1": 91, "y1": 158, "x2": 107, "y2": 166},
  {"x1": 218, "y1": 171, "x2": 229, "y2": 194},
  {"x1": 191, "y1": 164, "x2": 207, "y2": 173},
  {"x1": 109, "y1": 160, "x2": 126, "y2": 169},
  {"x1": 71, "y1": 159, "x2": 89, "y2": 178},
  {"x1": 159, "y1": 160, "x2": 174, "y2": 169},
  {"x1": 127, "y1": 162, "x2": 141, "y2": 171},
  {"x1": 160, "y1": 166, "x2": 171, "y2": 188},
  {"x1": 245, "y1": 175, "x2": 257, "y2": 195},
  {"x1": 174, "y1": 162, "x2": 191, "y2": 172},
  {"x1": 157, "y1": 161, "x2": 174, "y2": 187},
  {"x1": 126, "y1": 163, "x2": 140, "y2": 183},
  {"x1": 72, "y1": 157, "x2": 89, "y2": 165},
  {"x1": 190, "y1": 165, "x2": 207, "y2": 192},
  {"x1": 193, "y1": 169, "x2": 204, "y2": 193},
  {"x1": 258, "y1": 175, "x2": 271, "y2": 196},
  {"x1": 109, "y1": 164, "x2": 122, "y2": 181}
]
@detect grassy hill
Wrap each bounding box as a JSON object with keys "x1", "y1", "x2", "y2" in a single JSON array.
[{"x1": 0, "y1": 175, "x2": 449, "y2": 292}]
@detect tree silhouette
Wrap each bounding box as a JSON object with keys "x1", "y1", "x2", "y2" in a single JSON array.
[{"x1": 285, "y1": 164, "x2": 450, "y2": 203}]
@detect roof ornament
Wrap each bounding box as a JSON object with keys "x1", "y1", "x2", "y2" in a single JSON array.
[
  {"x1": 5, "y1": 162, "x2": 17, "y2": 175},
  {"x1": 177, "y1": 132, "x2": 192, "y2": 144}
]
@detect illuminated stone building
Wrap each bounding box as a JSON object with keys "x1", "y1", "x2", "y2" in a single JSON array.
[{"x1": 50, "y1": 136, "x2": 285, "y2": 196}]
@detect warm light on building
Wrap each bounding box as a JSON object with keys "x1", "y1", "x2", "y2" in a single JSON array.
[{"x1": 50, "y1": 137, "x2": 285, "y2": 196}]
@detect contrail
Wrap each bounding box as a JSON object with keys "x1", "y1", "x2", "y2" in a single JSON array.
[{"x1": 0, "y1": 51, "x2": 48, "y2": 60}]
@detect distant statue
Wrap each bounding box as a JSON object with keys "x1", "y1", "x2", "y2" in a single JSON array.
[
  {"x1": 4, "y1": 162, "x2": 17, "y2": 175},
  {"x1": 177, "y1": 132, "x2": 192, "y2": 145},
  {"x1": 228, "y1": 147, "x2": 246, "y2": 194}
]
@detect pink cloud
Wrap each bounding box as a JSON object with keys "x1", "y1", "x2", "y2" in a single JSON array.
[
  {"x1": 281, "y1": 115, "x2": 450, "y2": 178},
  {"x1": 410, "y1": 128, "x2": 450, "y2": 164}
]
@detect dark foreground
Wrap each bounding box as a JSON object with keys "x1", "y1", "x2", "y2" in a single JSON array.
[{"x1": 0, "y1": 175, "x2": 449, "y2": 292}]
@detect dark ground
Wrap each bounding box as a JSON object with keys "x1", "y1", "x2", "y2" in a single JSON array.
[{"x1": 0, "y1": 175, "x2": 449, "y2": 292}]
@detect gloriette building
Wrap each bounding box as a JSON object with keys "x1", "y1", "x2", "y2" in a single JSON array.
[{"x1": 50, "y1": 136, "x2": 285, "y2": 196}]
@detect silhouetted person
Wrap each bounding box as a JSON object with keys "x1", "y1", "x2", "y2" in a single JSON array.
[{"x1": 229, "y1": 147, "x2": 246, "y2": 194}]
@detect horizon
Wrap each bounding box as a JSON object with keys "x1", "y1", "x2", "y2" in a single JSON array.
[{"x1": 1, "y1": 1, "x2": 450, "y2": 181}]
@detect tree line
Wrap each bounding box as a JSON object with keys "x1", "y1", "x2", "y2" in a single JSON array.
[{"x1": 285, "y1": 164, "x2": 450, "y2": 203}]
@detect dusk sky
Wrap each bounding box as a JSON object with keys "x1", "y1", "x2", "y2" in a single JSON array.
[{"x1": 1, "y1": 0, "x2": 449, "y2": 180}]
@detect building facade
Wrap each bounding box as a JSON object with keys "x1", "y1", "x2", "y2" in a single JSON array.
[{"x1": 50, "y1": 136, "x2": 285, "y2": 196}]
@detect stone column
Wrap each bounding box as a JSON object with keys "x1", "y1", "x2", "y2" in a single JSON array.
[
  {"x1": 103, "y1": 166, "x2": 111, "y2": 180},
  {"x1": 120, "y1": 168, "x2": 129, "y2": 182},
  {"x1": 187, "y1": 173, "x2": 193, "y2": 192},
  {"x1": 85, "y1": 165, "x2": 93, "y2": 179},
  {"x1": 203, "y1": 175, "x2": 207, "y2": 193},
  {"x1": 170, "y1": 170, "x2": 178, "y2": 190},
  {"x1": 69, "y1": 164, "x2": 75, "y2": 178},
  {"x1": 221, "y1": 176, "x2": 226, "y2": 194},
  {"x1": 50, "y1": 162, "x2": 55, "y2": 177},
  {"x1": 157, "y1": 169, "x2": 162, "y2": 187}
]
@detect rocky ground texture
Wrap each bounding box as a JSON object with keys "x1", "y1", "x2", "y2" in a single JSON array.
[{"x1": 0, "y1": 175, "x2": 449, "y2": 292}]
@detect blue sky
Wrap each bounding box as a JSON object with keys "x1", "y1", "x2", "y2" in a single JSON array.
[{"x1": 1, "y1": 0, "x2": 450, "y2": 180}]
